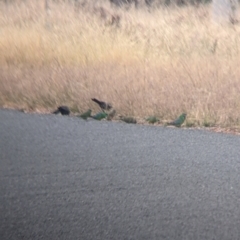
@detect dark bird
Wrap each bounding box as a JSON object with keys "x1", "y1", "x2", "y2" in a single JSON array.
[
  {"x1": 91, "y1": 98, "x2": 112, "y2": 111},
  {"x1": 167, "y1": 113, "x2": 187, "y2": 127},
  {"x1": 52, "y1": 106, "x2": 70, "y2": 115}
]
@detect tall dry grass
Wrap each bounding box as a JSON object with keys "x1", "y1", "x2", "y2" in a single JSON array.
[{"x1": 0, "y1": 0, "x2": 240, "y2": 127}]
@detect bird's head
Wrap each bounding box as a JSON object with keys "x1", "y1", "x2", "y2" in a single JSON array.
[{"x1": 182, "y1": 113, "x2": 187, "y2": 118}]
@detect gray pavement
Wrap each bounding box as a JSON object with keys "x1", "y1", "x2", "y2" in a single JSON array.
[{"x1": 1, "y1": 109, "x2": 240, "y2": 240}]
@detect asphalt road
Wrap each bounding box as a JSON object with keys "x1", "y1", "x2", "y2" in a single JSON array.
[{"x1": 1, "y1": 109, "x2": 240, "y2": 240}]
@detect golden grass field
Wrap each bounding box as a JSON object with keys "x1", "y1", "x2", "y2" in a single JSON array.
[{"x1": 0, "y1": 0, "x2": 240, "y2": 130}]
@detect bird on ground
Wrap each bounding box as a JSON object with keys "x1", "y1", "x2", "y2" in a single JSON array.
[
  {"x1": 78, "y1": 109, "x2": 92, "y2": 120},
  {"x1": 146, "y1": 116, "x2": 159, "y2": 124},
  {"x1": 91, "y1": 98, "x2": 112, "y2": 111},
  {"x1": 120, "y1": 116, "x2": 137, "y2": 124},
  {"x1": 52, "y1": 106, "x2": 70, "y2": 115},
  {"x1": 167, "y1": 113, "x2": 187, "y2": 127},
  {"x1": 91, "y1": 112, "x2": 108, "y2": 120},
  {"x1": 107, "y1": 109, "x2": 116, "y2": 121}
]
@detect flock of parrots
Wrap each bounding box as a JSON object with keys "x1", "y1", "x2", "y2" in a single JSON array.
[{"x1": 52, "y1": 98, "x2": 187, "y2": 127}]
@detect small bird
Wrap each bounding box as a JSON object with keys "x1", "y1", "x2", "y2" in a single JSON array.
[
  {"x1": 91, "y1": 112, "x2": 108, "y2": 120},
  {"x1": 91, "y1": 98, "x2": 112, "y2": 111},
  {"x1": 78, "y1": 109, "x2": 92, "y2": 120},
  {"x1": 146, "y1": 116, "x2": 159, "y2": 124},
  {"x1": 107, "y1": 109, "x2": 116, "y2": 121},
  {"x1": 52, "y1": 106, "x2": 70, "y2": 115},
  {"x1": 167, "y1": 113, "x2": 187, "y2": 127},
  {"x1": 120, "y1": 116, "x2": 137, "y2": 124}
]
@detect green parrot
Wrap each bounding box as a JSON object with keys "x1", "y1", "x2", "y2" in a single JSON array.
[
  {"x1": 120, "y1": 116, "x2": 137, "y2": 124},
  {"x1": 167, "y1": 113, "x2": 187, "y2": 127},
  {"x1": 91, "y1": 112, "x2": 108, "y2": 120},
  {"x1": 146, "y1": 116, "x2": 159, "y2": 124},
  {"x1": 78, "y1": 109, "x2": 92, "y2": 120}
]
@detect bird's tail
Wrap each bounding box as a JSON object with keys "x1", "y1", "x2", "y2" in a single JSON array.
[
  {"x1": 91, "y1": 98, "x2": 101, "y2": 104},
  {"x1": 52, "y1": 109, "x2": 60, "y2": 114}
]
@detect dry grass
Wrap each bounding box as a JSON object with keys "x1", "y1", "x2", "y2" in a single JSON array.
[{"x1": 1, "y1": 0, "x2": 240, "y2": 128}]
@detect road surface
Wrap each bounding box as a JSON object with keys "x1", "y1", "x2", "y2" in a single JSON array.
[{"x1": 1, "y1": 109, "x2": 240, "y2": 240}]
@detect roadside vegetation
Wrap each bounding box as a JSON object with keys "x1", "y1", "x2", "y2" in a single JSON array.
[{"x1": 0, "y1": 0, "x2": 240, "y2": 130}]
